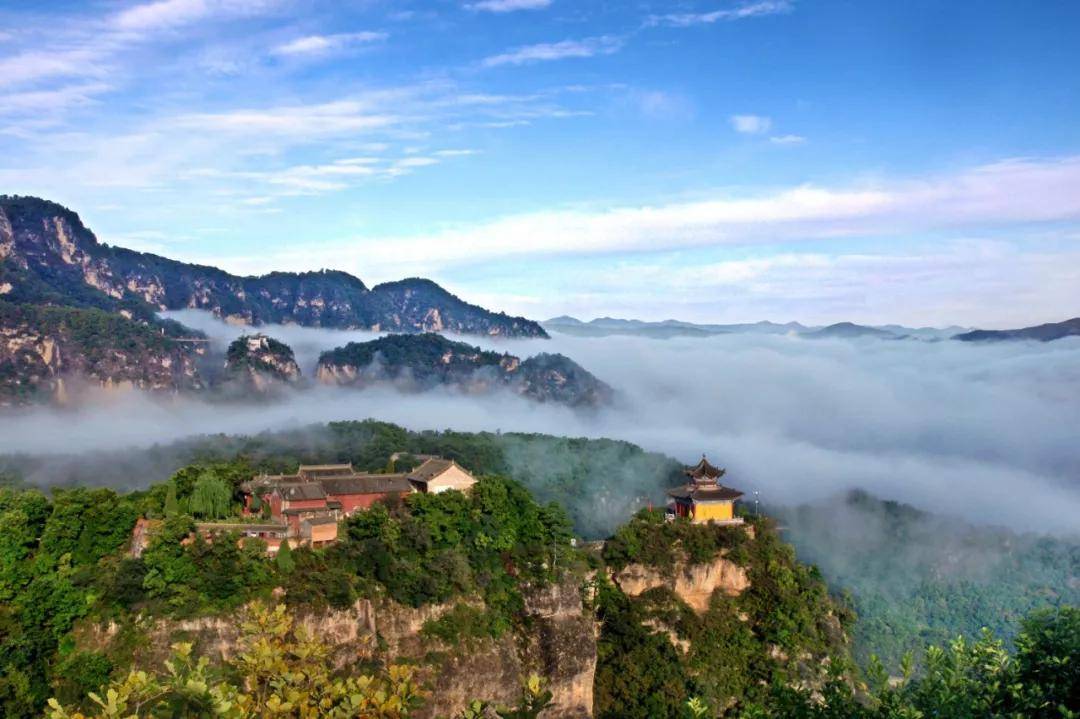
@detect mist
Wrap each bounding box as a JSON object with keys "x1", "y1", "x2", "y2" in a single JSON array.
[{"x1": 2, "y1": 309, "x2": 1079, "y2": 535}]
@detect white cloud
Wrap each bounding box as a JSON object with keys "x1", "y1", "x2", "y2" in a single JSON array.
[
  {"x1": 176, "y1": 101, "x2": 399, "y2": 137},
  {"x1": 0, "y1": 83, "x2": 112, "y2": 115},
  {"x1": 112, "y1": 0, "x2": 276, "y2": 31},
  {"x1": 271, "y1": 31, "x2": 387, "y2": 57},
  {"x1": 0, "y1": 48, "x2": 109, "y2": 89},
  {"x1": 770, "y1": 134, "x2": 805, "y2": 145},
  {"x1": 648, "y1": 0, "x2": 793, "y2": 28},
  {"x1": 466, "y1": 0, "x2": 552, "y2": 12},
  {"x1": 208, "y1": 155, "x2": 1080, "y2": 278},
  {"x1": 482, "y1": 36, "x2": 623, "y2": 67},
  {"x1": 731, "y1": 114, "x2": 772, "y2": 134}
]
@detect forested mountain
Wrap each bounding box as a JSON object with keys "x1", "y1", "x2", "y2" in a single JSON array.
[
  {"x1": 954, "y1": 317, "x2": 1080, "y2": 342},
  {"x1": 0, "y1": 301, "x2": 204, "y2": 405},
  {"x1": 778, "y1": 490, "x2": 1080, "y2": 671},
  {"x1": 3, "y1": 424, "x2": 1077, "y2": 718},
  {"x1": 0, "y1": 195, "x2": 546, "y2": 337},
  {"x1": 316, "y1": 333, "x2": 614, "y2": 407}
]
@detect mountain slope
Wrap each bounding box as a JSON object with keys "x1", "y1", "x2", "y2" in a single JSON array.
[
  {"x1": 953, "y1": 317, "x2": 1080, "y2": 342},
  {"x1": 0, "y1": 301, "x2": 204, "y2": 404},
  {"x1": 801, "y1": 322, "x2": 901, "y2": 339},
  {"x1": 0, "y1": 195, "x2": 546, "y2": 337},
  {"x1": 316, "y1": 332, "x2": 613, "y2": 407}
]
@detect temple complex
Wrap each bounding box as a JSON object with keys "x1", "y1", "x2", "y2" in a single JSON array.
[{"x1": 666, "y1": 455, "x2": 745, "y2": 525}]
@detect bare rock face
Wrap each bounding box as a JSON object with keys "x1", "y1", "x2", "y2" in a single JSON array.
[
  {"x1": 77, "y1": 579, "x2": 597, "y2": 718},
  {"x1": 224, "y1": 334, "x2": 301, "y2": 392},
  {"x1": 0, "y1": 196, "x2": 548, "y2": 338},
  {"x1": 316, "y1": 333, "x2": 613, "y2": 409},
  {"x1": 613, "y1": 553, "x2": 750, "y2": 613},
  {"x1": 0, "y1": 302, "x2": 203, "y2": 405}
]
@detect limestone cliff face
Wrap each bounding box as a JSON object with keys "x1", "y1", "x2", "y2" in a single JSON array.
[
  {"x1": 612, "y1": 552, "x2": 751, "y2": 612},
  {"x1": 0, "y1": 196, "x2": 547, "y2": 338},
  {"x1": 0, "y1": 302, "x2": 203, "y2": 405},
  {"x1": 78, "y1": 580, "x2": 597, "y2": 718},
  {"x1": 223, "y1": 334, "x2": 301, "y2": 393},
  {"x1": 316, "y1": 333, "x2": 613, "y2": 409}
]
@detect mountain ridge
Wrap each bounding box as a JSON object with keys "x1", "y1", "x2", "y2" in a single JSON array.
[{"x1": 0, "y1": 195, "x2": 546, "y2": 338}]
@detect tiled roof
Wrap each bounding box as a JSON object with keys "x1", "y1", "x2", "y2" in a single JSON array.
[
  {"x1": 667, "y1": 483, "x2": 744, "y2": 501},
  {"x1": 685, "y1": 456, "x2": 725, "y2": 481},
  {"x1": 320, "y1": 474, "x2": 413, "y2": 495},
  {"x1": 279, "y1": 483, "x2": 326, "y2": 500},
  {"x1": 408, "y1": 458, "x2": 455, "y2": 483}
]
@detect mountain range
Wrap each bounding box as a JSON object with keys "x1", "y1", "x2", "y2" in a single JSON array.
[
  {"x1": 317, "y1": 332, "x2": 613, "y2": 407},
  {"x1": 0, "y1": 196, "x2": 545, "y2": 337},
  {"x1": 544, "y1": 316, "x2": 969, "y2": 341},
  {"x1": 953, "y1": 317, "x2": 1080, "y2": 342}
]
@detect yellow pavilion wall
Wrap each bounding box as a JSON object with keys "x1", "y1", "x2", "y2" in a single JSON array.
[{"x1": 693, "y1": 501, "x2": 734, "y2": 522}]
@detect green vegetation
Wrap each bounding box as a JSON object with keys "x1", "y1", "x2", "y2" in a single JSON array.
[
  {"x1": 779, "y1": 490, "x2": 1080, "y2": 670},
  {"x1": 0, "y1": 457, "x2": 576, "y2": 718},
  {"x1": 0, "y1": 300, "x2": 199, "y2": 402},
  {"x1": 317, "y1": 332, "x2": 506, "y2": 380},
  {"x1": 737, "y1": 606, "x2": 1080, "y2": 718},
  {"x1": 225, "y1": 334, "x2": 298, "y2": 380},
  {"x1": 595, "y1": 512, "x2": 851, "y2": 718}
]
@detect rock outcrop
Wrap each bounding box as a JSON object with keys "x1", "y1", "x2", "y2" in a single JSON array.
[
  {"x1": 0, "y1": 301, "x2": 203, "y2": 405},
  {"x1": 0, "y1": 195, "x2": 547, "y2": 338},
  {"x1": 612, "y1": 553, "x2": 751, "y2": 613},
  {"x1": 78, "y1": 580, "x2": 596, "y2": 719},
  {"x1": 316, "y1": 333, "x2": 613, "y2": 408},
  {"x1": 223, "y1": 334, "x2": 301, "y2": 392}
]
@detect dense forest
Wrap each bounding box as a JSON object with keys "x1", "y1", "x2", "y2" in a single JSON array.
[
  {"x1": 778, "y1": 490, "x2": 1080, "y2": 670},
  {"x1": 2, "y1": 421, "x2": 1078, "y2": 717}
]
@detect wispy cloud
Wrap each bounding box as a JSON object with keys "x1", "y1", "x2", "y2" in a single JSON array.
[
  {"x1": 112, "y1": 0, "x2": 277, "y2": 32},
  {"x1": 221, "y1": 155, "x2": 1080, "y2": 275},
  {"x1": 176, "y1": 101, "x2": 400, "y2": 137},
  {"x1": 482, "y1": 36, "x2": 623, "y2": 67},
  {"x1": 466, "y1": 0, "x2": 552, "y2": 12},
  {"x1": 647, "y1": 0, "x2": 793, "y2": 28},
  {"x1": 731, "y1": 114, "x2": 772, "y2": 134},
  {"x1": 770, "y1": 134, "x2": 805, "y2": 145},
  {"x1": 271, "y1": 31, "x2": 387, "y2": 57}
]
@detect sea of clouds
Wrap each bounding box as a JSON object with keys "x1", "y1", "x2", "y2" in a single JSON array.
[{"x1": 2, "y1": 309, "x2": 1078, "y2": 534}]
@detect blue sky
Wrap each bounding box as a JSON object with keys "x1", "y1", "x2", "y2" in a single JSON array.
[{"x1": 2, "y1": 0, "x2": 1079, "y2": 327}]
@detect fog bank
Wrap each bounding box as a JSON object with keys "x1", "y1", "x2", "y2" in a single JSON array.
[{"x1": 3, "y1": 310, "x2": 1079, "y2": 534}]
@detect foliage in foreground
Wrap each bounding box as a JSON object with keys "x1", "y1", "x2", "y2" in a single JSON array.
[
  {"x1": 737, "y1": 605, "x2": 1080, "y2": 718},
  {"x1": 46, "y1": 603, "x2": 554, "y2": 719}
]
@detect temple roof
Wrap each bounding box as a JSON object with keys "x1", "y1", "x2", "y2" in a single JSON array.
[
  {"x1": 408, "y1": 458, "x2": 455, "y2": 483},
  {"x1": 667, "y1": 483, "x2": 744, "y2": 502},
  {"x1": 320, "y1": 474, "x2": 413, "y2": 495},
  {"x1": 278, "y1": 483, "x2": 327, "y2": 501},
  {"x1": 685, "y1": 455, "x2": 725, "y2": 481}
]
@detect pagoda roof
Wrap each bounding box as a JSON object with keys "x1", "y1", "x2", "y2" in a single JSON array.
[
  {"x1": 685, "y1": 455, "x2": 725, "y2": 481},
  {"x1": 667, "y1": 483, "x2": 744, "y2": 502}
]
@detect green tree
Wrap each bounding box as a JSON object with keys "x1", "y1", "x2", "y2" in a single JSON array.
[
  {"x1": 275, "y1": 539, "x2": 295, "y2": 574},
  {"x1": 163, "y1": 482, "x2": 179, "y2": 518},
  {"x1": 188, "y1": 471, "x2": 231, "y2": 519}
]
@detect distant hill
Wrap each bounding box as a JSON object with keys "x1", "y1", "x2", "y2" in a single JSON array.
[
  {"x1": 544, "y1": 315, "x2": 806, "y2": 338},
  {"x1": 954, "y1": 317, "x2": 1080, "y2": 342},
  {"x1": 222, "y1": 334, "x2": 301, "y2": 394},
  {"x1": 316, "y1": 332, "x2": 613, "y2": 407},
  {"x1": 0, "y1": 195, "x2": 546, "y2": 338},
  {"x1": 800, "y1": 322, "x2": 903, "y2": 340}
]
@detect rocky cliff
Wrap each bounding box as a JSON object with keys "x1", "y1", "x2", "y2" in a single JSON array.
[
  {"x1": 0, "y1": 195, "x2": 547, "y2": 337},
  {"x1": 223, "y1": 333, "x2": 302, "y2": 392},
  {"x1": 612, "y1": 552, "x2": 751, "y2": 613},
  {"x1": 0, "y1": 301, "x2": 203, "y2": 405},
  {"x1": 78, "y1": 580, "x2": 596, "y2": 719},
  {"x1": 316, "y1": 332, "x2": 613, "y2": 408}
]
